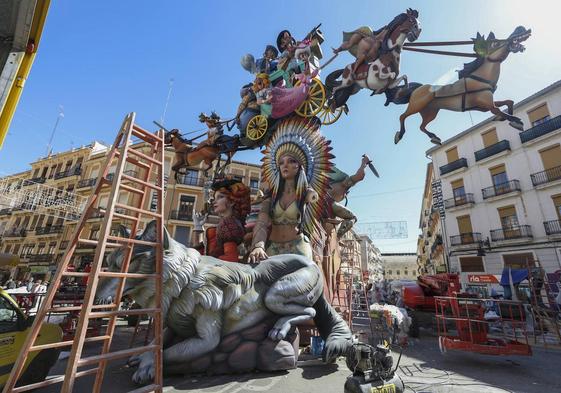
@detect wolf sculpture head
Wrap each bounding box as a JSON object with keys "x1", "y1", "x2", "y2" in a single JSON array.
[{"x1": 96, "y1": 221, "x2": 199, "y2": 317}]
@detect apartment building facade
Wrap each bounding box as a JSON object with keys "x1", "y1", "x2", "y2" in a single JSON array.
[
  {"x1": 417, "y1": 163, "x2": 446, "y2": 275},
  {"x1": 381, "y1": 253, "x2": 418, "y2": 281},
  {"x1": 357, "y1": 234, "x2": 383, "y2": 283},
  {"x1": 0, "y1": 141, "x2": 261, "y2": 282},
  {"x1": 426, "y1": 80, "x2": 561, "y2": 290}
]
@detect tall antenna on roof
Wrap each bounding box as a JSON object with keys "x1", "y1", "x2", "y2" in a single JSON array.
[
  {"x1": 160, "y1": 78, "x2": 175, "y2": 126},
  {"x1": 46, "y1": 105, "x2": 64, "y2": 156}
]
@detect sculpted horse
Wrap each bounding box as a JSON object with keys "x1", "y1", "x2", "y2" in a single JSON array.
[
  {"x1": 390, "y1": 26, "x2": 531, "y2": 145},
  {"x1": 326, "y1": 8, "x2": 421, "y2": 109},
  {"x1": 165, "y1": 129, "x2": 240, "y2": 176},
  {"x1": 95, "y1": 222, "x2": 352, "y2": 384}
]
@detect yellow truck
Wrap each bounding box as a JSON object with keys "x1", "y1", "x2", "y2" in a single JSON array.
[{"x1": 0, "y1": 288, "x2": 62, "y2": 387}]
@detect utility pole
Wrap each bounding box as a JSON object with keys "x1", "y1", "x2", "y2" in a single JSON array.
[
  {"x1": 160, "y1": 78, "x2": 175, "y2": 126},
  {"x1": 46, "y1": 105, "x2": 64, "y2": 156}
]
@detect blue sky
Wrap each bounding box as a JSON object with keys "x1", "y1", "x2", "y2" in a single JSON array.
[{"x1": 1, "y1": 1, "x2": 559, "y2": 252}]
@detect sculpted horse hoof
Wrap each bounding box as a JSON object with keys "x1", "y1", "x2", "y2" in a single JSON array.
[
  {"x1": 394, "y1": 131, "x2": 402, "y2": 144},
  {"x1": 509, "y1": 120, "x2": 524, "y2": 131},
  {"x1": 430, "y1": 136, "x2": 442, "y2": 145}
]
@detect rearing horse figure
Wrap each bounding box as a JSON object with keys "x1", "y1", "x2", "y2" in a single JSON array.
[
  {"x1": 326, "y1": 8, "x2": 421, "y2": 109},
  {"x1": 164, "y1": 130, "x2": 240, "y2": 177},
  {"x1": 391, "y1": 26, "x2": 531, "y2": 145}
]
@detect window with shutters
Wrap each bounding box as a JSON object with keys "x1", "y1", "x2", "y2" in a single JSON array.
[
  {"x1": 503, "y1": 253, "x2": 534, "y2": 269},
  {"x1": 539, "y1": 145, "x2": 561, "y2": 171},
  {"x1": 498, "y1": 205, "x2": 518, "y2": 229},
  {"x1": 445, "y1": 147, "x2": 459, "y2": 163},
  {"x1": 451, "y1": 178, "x2": 466, "y2": 203},
  {"x1": 527, "y1": 103, "x2": 550, "y2": 127},
  {"x1": 552, "y1": 194, "x2": 561, "y2": 220},
  {"x1": 490, "y1": 164, "x2": 508, "y2": 187},
  {"x1": 481, "y1": 128, "x2": 498, "y2": 147},
  {"x1": 459, "y1": 256, "x2": 484, "y2": 272}
]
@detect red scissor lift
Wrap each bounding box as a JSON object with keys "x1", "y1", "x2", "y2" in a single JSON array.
[{"x1": 435, "y1": 296, "x2": 532, "y2": 356}]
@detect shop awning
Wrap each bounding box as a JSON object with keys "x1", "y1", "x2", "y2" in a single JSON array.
[{"x1": 0, "y1": 253, "x2": 20, "y2": 267}]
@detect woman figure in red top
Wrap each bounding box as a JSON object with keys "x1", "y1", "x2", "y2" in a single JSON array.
[{"x1": 193, "y1": 179, "x2": 251, "y2": 262}]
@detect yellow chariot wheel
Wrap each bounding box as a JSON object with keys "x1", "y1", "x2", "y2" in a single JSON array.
[
  {"x1": 318, "y1": 104, "x2": 343, "y2": 125},
  {"x1": 295, "y1": 78, "x2": 326, "y2": 118},
  {"x1": 246, "y1": 114, "x2": 268, "y2": 141}
]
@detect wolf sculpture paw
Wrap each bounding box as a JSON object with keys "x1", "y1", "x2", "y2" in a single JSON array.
[
  {"x1": 129, "y1": 351, "x2": 155, "y2": 384},
  {"x1": 268, "y1": 321, "x2": 292, "y2": 341}
]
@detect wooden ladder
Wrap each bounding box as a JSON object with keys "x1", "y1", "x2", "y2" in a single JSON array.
[{"x1": 3, "y1": 113, "x2": 165, "y2": 393}]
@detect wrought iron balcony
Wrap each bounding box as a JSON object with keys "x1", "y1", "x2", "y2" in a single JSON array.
[
  {"x1": 0, "y1": 208, "x2": 12, "y2": 216},
  {"x1": 3, "y1": 228, "x2": 27, "y2": 238},
  {"x1": 519, "y1": 115, "x2": 561, "y2": 143},
  {"x1": 22, "y1": 177, "x2": 46, "y2": 186},
  {"x1": 544, "y1": 220, "x2": 561, "y2": 235},
  {"x1": 490, "y1": 225, "x2": 533, "y2": 241},
  {"x1": 77, "y1": 177, "x2": 97, "y2": 188},
  {"x1": 169, "y1": 209, "x2": 193, "y2": 221},
  {"x1": 530, "y1": 165, "x2": 561, "y2": 187},
  {"x1": 54, "y1": 167, "x2": 82, "y2": 180},
  {"x1": 439, "y1": 158, "x2": 468, "y2": 175},
  {"x1": 28, "y1": 253, "x2": 54, "y2": 263},
  {"x1": 35, "y1": 225, "x2": 64, "y2": 235},
  {"x1": 474, "y1": 140, "x2": 511, "y2": 161},
  {"x1": 175, "y1": 175, "x2": 204, "y2": 187},
  {"x1": 450, "y1": 232, "x2": 481, "y2": 246},
  {"x1": 444, "y1": 193, "x2": 475, "y2": 208},
  {"x1": 482, "y1": 180, "x2": 521, "y2": 199}
]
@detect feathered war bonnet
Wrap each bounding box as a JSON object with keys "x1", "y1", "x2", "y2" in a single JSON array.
[{"x1": 261, "y1": 117, "x2": 334, "y2": 247}]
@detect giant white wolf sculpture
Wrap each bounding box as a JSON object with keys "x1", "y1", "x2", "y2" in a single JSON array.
[{"x1": 96, "y1": 221, "x2": 352, "y2": 384}]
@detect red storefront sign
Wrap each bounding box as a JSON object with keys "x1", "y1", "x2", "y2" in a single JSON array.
[{"x1": 467, "y1": 274, "x2": 499, "y2": 284}]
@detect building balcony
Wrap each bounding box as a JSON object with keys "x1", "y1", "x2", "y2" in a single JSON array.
[
  {"x1": 482, "y1": 180, "x2": 521, "y2": 199},
  {"x1": 519, "y1": 115, "x2": 561, "y2": 143},
  {"x1": 169, "y1": 210, "x2": 193, "y2": 221},
  {"x1": 54, "y1": 167, "x2": 82, "y2": 180},
  {"x1": 444, "y1": 193, "x2": 475, "y2": 209},
  {"x1": 544, "y1": 220, "x2": 561, "y2": 236},
  {"x1": 59, "y1": 241, "x2": 69, "y2": 250},
  {"x1": 175, "y1": 175, "x2": 204, "y2": 187},
  {"x1": 474, "y1": 140, "x2": 511, "y2": 162},
  {"x1": 77, "y1": 177, "x2": 97, "y2": 189},
  {"x1": 3, "y1": 228, "x2": 27, "y2": 238},
  {"x1": 22, "y1": 177, "x2": 46, "y2": 186},
  {"x1": 439, "y1": 158, "x2": 468, "y2": 176},
  {"x1": 0, "y1": 208, "x2": 12, "y2": 216},
  {"x1": 35, "y1": 225, "x2": 64, "y2": 235},
  {"x1": 530, "y1": 165, "x2": 561, "y2": 187},
  {"x1": 28, "y1": 253, "x2": 54, "y2": 263},
  {"x1": 450, "y1": 232, "x2": 482, "y2": 246},
  {"x1": 490, "y1": 225, "x2": 533, "y2": 242}
]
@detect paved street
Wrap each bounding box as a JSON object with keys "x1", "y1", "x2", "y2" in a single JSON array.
[{"x1": 35, "y1": 325, "x2": 561, "y2": 393}]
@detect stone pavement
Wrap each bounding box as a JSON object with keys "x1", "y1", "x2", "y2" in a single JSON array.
[{"x1": 34, "y1": 326, "x2": 561, "y2": 393}]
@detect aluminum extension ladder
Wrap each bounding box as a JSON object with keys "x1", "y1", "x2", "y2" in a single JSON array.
[{"x1": 3, "y1": 113, "x2": 165, "y2": 393}]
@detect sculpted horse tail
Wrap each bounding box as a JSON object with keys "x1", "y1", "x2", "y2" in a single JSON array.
[{"x1": 313, "y1": 294, "x2": 353, "y2": 362}]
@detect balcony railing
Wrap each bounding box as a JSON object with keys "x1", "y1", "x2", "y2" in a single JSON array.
[
  {"x1": 439, "y1": 158, "x2": 468, "y2": 175},
  {"x1": 482, "y1": 180, "x2": 521, "y2": 199},
  {"x1": 519, "y1": 115, "x2": 561, "y2": 143},
  {"x1": 59, "y1": 241, "x2": 69, "y2": 250},
  {"x1": 474, "y1": 140, "x2": 511, "y2": 161},
  {"x1": 169, "y1": 209, "x2": 193, "y2": 221},
  {"x1": 175, "y1": 175, "x2": 204, "y2": 187},
  {"x1": 3, "y1": 228, "x2": 27, "y2": 238},
  {"x1": 530, "y1": 165, "x2": 561, "y2": 187},
  {"x1": 444, "y1": 193, "x2": 475, "y2": 208},
  {"x1": 77, "y1": 178, "x2": 97, "y2": 188},
  {"x1": 22, "y1": 177, "x2": 46, "y2": 186},
  {"x1": 54, "y1": 167, "x2": 82, "y2": 180},
  {"x1": 0, "y1": 208, "x2": 11, "y2": 216},
  {"x1": 544, "y1": 220, "x2": 561, "y2": 235},
  {"x1": 28, "y1": 253, "x2": 54, "y2": 263},
  {"x1": 450, "y1": 232, "x2": 482, "y2": 246},
  {"x1": 490, "y1": 225, "x2": 533, "y2": 241},
  {"x1": 35, "y1": 225, "x2": 64, "y2": 235}
]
